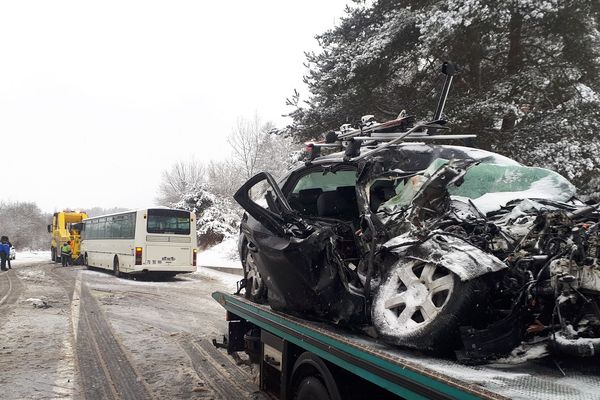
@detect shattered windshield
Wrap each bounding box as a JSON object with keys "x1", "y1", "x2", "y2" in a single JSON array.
[{"x1": 379, "y1": 158, "x2": 577, "y2": 214}]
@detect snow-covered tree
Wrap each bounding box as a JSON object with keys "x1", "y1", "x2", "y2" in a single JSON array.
[
  {"x1": 172, "y1": 184, "x2": 239, "y2": 249},
  {"x1": 205, "y1": 159, "x2": 244, "y2": 198},
  {"x1": 156, "y1": 114, "x2": 299, "y2": 247},
  {"x1": 0, "y1": 201, "x2": 51, "y2": 250},
  {"x1": 228, "y1": 114, "x2": 297, "y2": 182},
  {"x1": 287, "y1": 0, "x2": 600, "y2": 193},
  {"x1": 156, "y1": 159, "x2": 206, "y2": 205}
]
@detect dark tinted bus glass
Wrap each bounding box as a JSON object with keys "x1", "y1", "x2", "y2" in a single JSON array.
[
  {"x1": 83, "y1": 212, "x2": 136, "y2": 240},
  {"x1": 147, "y1": 209, "x2": 191, "y2": 235}
]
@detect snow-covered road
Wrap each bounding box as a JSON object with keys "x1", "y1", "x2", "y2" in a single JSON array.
[{"x1": 0, "y1": 260, "x2": 263, "y2": 399}]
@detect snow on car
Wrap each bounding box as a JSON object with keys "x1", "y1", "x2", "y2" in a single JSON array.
[{"x1": 234, "y1": 143, "x2": 600, "y2": 363}]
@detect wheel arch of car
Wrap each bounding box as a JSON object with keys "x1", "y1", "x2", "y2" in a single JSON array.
[{"x1": 385, "y1": 233, "x2": 508, "y2": 281}]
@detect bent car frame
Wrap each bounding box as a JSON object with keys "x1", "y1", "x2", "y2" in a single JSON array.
[
  {"x1": 234, "y1": 63, "x2": 600, "y2": 362},
  {"x1": 235, "y1": 141, "x2": 600, "y2": 363}
]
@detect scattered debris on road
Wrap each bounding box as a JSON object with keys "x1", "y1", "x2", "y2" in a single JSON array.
[{"x1": 24, "y1": 297, "x2": 50, "y2": 309}]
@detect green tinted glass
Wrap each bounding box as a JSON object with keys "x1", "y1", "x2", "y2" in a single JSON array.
[{"x1": 292, "y1": 170, "x2": 357, "y2": 193}]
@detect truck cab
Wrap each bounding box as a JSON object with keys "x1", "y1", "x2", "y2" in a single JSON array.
[{"x1": 48, "y1": 210, "x2": 88, "y2": 264}]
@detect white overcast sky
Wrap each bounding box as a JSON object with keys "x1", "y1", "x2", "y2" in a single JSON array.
[{"x1": 0, "y1": 0, "x2": 349, "y2": 213}]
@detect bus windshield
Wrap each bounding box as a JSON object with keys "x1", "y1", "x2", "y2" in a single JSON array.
[{"x1": 147, "y1": 209, "x2": 191, "y2": 235}]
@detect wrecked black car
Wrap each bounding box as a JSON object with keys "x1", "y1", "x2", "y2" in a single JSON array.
[{"x1": 234, "y1": 141, "x2": 600, "y2": 362}]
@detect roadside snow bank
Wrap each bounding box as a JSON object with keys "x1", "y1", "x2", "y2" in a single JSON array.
[
  {"x1": 196, "y1": 238, "x2": 241, "y2": 269},
  {"x1": 194, "y1": 266, "x2": 240, "y2": 287},
  {"x1": 12, "y1": 251, "x2": 50, "y2": 265}
]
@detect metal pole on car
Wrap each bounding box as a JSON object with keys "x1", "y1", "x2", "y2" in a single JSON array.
[{"x1": 433, "y1": 62, "x2": 458, "y2": 121}]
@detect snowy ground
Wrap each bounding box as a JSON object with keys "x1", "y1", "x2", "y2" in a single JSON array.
[
  {"x1": 10, "y1": 250, "x2": 50, "y2": 265},
  {"x1": 0, "y1": 260, "x2": 264, "y2": 399},
  {"x1": 12, "y1": 241, "x2": 244, "y2": 271},
  {"x1": 196, "y1": 238, "x2": 241, "y2": 269},
  {"x1": 194, "y1": 265, "x2": 241, "y2": 286}
]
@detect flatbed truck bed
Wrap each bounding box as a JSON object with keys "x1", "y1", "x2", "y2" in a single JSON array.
[{"x1": 213, "y1": 291, "x2": 600, "y2": 400}]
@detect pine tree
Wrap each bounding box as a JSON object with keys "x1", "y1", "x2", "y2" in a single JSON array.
[
  {"x1": 172, "y1": 184, "x2": 239, "y2": 249},
  {"x1": 287, "y1": 0, "x2": 600, "y2": 193}
]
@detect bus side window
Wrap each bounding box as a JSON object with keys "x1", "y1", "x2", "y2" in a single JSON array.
[{"x1": 124, "y1": 213, "x2": 135, "y2": 238}]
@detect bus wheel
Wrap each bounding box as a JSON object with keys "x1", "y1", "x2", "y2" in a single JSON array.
[{"x1": 113, "y1": 257, "x2": 121, "y2": 278}]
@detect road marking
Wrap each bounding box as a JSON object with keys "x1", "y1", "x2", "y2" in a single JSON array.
[
  {"x1": 52, "y1": 336, "x2": 76, "y2": 399},
  {"x1": 0, "y1": 271, "x2": 13, "y2": 306},
  {"x1": 79, "y1": 283, "x2": 153, "y2": 399},
  {"x1": 38, "y1": 265, "x2": 76, "y2": 399},
  {"x1": 71, "y1": 272, "x2": 82, "y2": 342}
]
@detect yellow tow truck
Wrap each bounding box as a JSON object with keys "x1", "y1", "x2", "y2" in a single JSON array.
[{"x1": 48, "y1": 210, "x2": 88, "y2": 264}]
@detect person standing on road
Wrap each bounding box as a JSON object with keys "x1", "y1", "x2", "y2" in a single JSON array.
[
  {"x1": 4, "y1": 237, "x2": 12, "y2": 270},
  {"x1": 61, "y1": 241, "x2": 72, "y2": 267},
  {"x1": 0, "y1": 237, "x2": 9, "y2": 271}
]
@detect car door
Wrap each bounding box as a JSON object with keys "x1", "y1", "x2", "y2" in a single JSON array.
[{"x1": 234, "y1": 172, "x2": 366, "y2": 324}]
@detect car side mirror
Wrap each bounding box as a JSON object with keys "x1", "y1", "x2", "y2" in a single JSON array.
[{"x1": 47, "y1": 224, "x2": 52, "y2": 233}]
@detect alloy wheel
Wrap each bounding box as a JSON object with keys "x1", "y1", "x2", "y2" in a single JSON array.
[
  {"x1": 245, "y1": 252, "x2": 263, "y2": 297},
  {"x1": 383, "y1": 262, "x2": 454, "y2": 332}
]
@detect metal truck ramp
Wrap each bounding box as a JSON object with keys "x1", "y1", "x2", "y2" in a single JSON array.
[{"x1": 213, "y1": 291, "x2": 600, "y2": 400}]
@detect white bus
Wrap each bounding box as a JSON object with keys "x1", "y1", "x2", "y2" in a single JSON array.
[{"x1": 80, "y1": 208, "x2": 197, "y2": 277}]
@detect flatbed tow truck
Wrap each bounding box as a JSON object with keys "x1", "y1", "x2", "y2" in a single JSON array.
[{"x1": 213, "y1": 291, "x2": 600, "y2": 400}]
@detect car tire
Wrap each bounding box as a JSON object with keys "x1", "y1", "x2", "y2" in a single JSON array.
[
  {"x1": 372, "y1": 259, "x2": 484, "y2": 354},
  {"x1": 83, "y1": 254, "x2": 90, "y2": 268},
  {"x1": 241, "y1": 241, "x2": 266, "y2": 303},
  {"x1": 293, "y1": 377, "x2": 331, "y2": 400}
]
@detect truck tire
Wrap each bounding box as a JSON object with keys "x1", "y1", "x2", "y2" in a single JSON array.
[
  {"x1": 372, "y1": 259, "x2": 485, "y2": 354},
  {"x1": 51, "y1": 247, "x2": 56, "y2": 262},
  {"x1": 294, "y1": 377, "x2": 331, "y2": 400},
  {"x1": 291, "y1": 353, "x2": 341, "y2": 400}
]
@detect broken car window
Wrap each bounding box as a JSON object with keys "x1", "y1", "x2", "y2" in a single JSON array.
[
  {"x1": 288, "y1": 169, "x2": 359, "y2": 219},
  {"x1": 447, "y1": 163, "x2": 576, "y2": 213},
  {"x1": 378, "y1": 158, "x2": 448, "y2": 211},
  {"x1": 378, "y1": 158, "x2": 576, "y2": 214}
]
